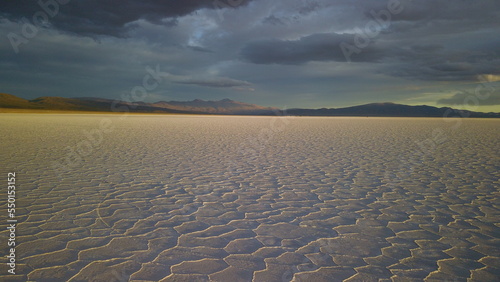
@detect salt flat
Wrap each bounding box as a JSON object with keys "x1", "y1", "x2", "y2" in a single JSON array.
[{"x1": 0, "y1": 114, "x2": 499, "y2": 281}]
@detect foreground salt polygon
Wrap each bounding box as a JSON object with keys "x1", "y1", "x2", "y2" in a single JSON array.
[{"x1": 0, "y1": 114, "x2": 498, "y2": 281}]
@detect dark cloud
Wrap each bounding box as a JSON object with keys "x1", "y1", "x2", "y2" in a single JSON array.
[
  {"x1": 437, "y1": 89, "x2": 500, "y2": 106},
  {"x1": 0, "y1": 0, "x2": 253, "y2": 37},
  {"x1": 186, "y1": 45, "x2": 214, "y2": 53},
  {"x1": 262, "y1": 15, "x2": 285, "y2": 26},
  {"x1": 298, "y1": 1, "x2": 321, "y2": 15},
  {"x1": 364, "y1": 0, "x2": 500, "y2": 24},
  {"x1": 384, "y1": 45, "x2": 500, "y2": 82},
  {"x1": 385, "y1": 65, "x2": 478, "y2": 82},
  {"x1": 174, "y1": 76, "x2": 252, "y2": 88},
  {"x1": 430, "y1": 62, "x2": 473, "y2": 73},
  {"x1": 240, "y1": 33, "x2": 386, "y2": 64},
  {"x1": 410, "y1": 44, "x2": 443, "y2": 53},
  {"x1": 240, "y1": 27, "x2": 499, "y2": 83}
]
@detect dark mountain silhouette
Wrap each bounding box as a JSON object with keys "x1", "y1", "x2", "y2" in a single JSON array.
[
  {"x1": 286, "y1": 102, "x2": 500, "y2": 118},
  {"x1": 149, "y1": 98, "x2": 276, "y2": 114},
  {"x1": 1, "y1": 93, "x2": 499, "y2": 117}
]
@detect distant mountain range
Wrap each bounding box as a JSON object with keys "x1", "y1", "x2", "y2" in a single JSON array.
[
  {"x1": 287, "y1": 103, "x2": 500, "y2": 118},
  {"x1": 1, "y1": 93, "x2": 499, "y2": 118},
  {"x1": 0, "y1": 93, "x2": 276, "y2": 115}
]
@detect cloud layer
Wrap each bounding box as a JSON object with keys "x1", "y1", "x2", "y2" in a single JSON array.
[
  {"x1": 438, "y1": 90, "x2": 500, "y2": 106},
  {"x1": 1, "y1": 0, "x2": 253, "y2": 37},
  {"x1": 1, "y1": 0, "x2": 499, "y2": 110}
]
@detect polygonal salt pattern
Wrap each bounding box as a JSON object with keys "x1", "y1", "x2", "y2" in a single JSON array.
[{"x1": 0, "y1": 114, "x2": 498, "y2": 281}]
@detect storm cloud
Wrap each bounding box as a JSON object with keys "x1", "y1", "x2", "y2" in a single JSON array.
[
  {"x1": 0, "y1": 0, "x2": 253, "y2": 37},
  {"x1": 0, "y1": 0, "x2": 499, "y2": 111},
  {"x1": 170, "y1": 75, "x2": 253, "y2": 89},
  {"x1": 240, "y1": 33, "x2": 387, "y2": 64}
]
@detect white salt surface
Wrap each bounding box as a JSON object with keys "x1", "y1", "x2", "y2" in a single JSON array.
[{"x1": 0, "y1": 114, "x2": 499, "y2": 281}]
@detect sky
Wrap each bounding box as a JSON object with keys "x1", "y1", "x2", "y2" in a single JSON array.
[{"x1": 1, "y1": 0, "x2": 499, "y2": 111}]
